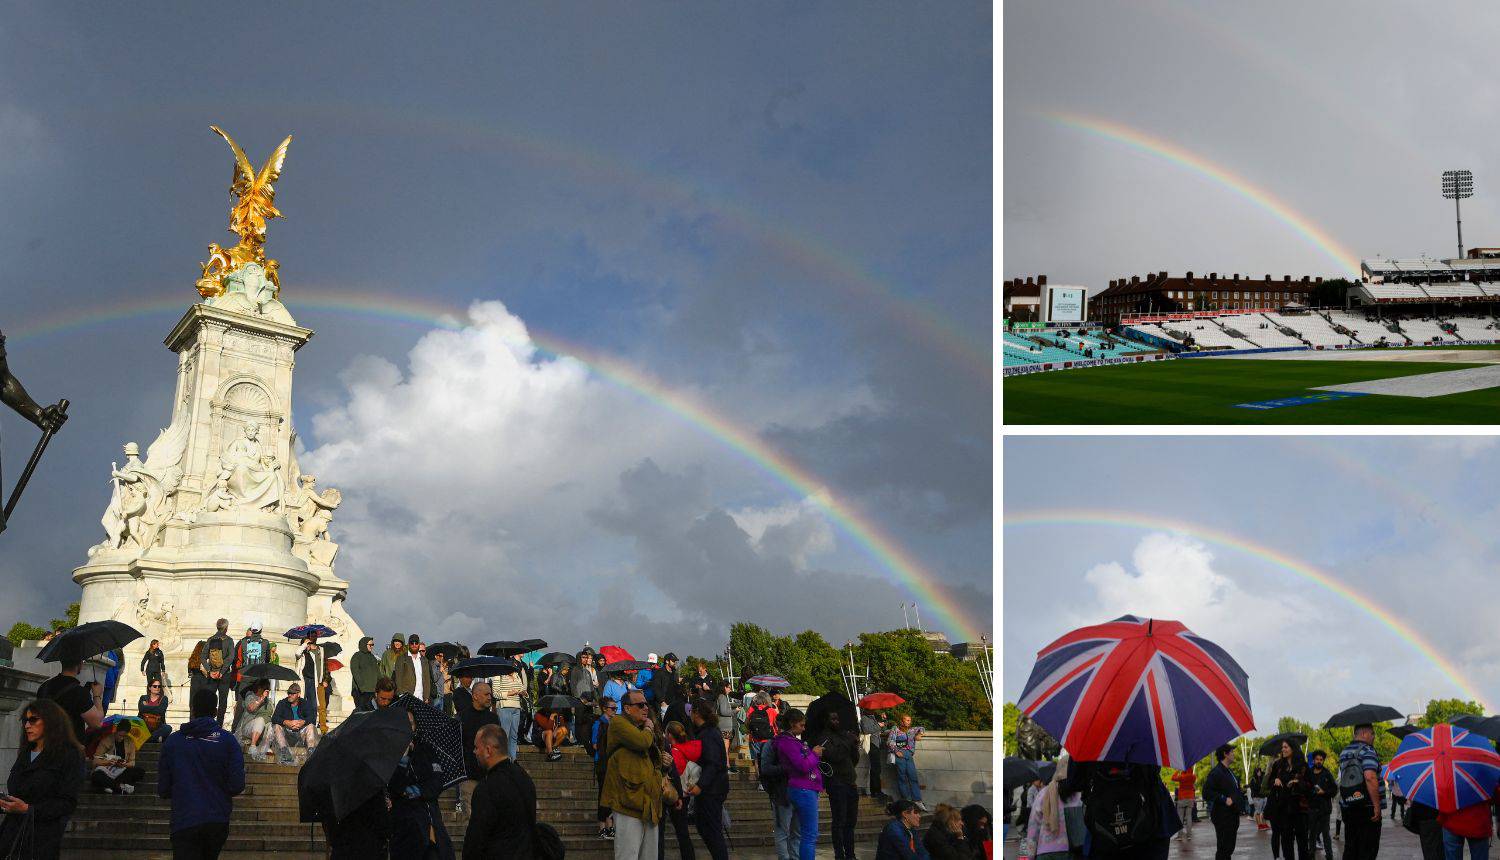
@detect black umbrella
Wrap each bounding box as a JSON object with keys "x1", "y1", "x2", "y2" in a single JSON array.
[
  {"x1": 1388, "y1": 725, "x2": 1424, "y2": 740},
  {"x1": 38, "y1": 620, "x2": 142, "y2": 664},
  {"x1": 1258, "y1": 732, "x2": 1309, "y2": 756},
  {"x1": 805, "y1": 692, "x2": 857, "y2": 746},
  {"x1": 603, "y1": 659, "x2": 652, "y2": 674},
  {"x1": 426, "y1": 642, "x2": 463, "y2": 662},
  {"x1": 453, "y1": 656, "x2": 522, "y2": 678},
  {"x1": 1038, "y1": 761, "x2": 1058, "y2": 784},
  {"x1": 536, "y1": 694, "x2": 583, "y2": 712},
  {"x1": 1003, "y1": 757, "x2": 1041, "y2": 792},
  {"x1": 241, "y1": 663, "x2": 301, "y2": 683},
  {"x1": 393, "y1": 695, "x2": 466, "y2": 789},
  {"x1": 298, "y1": 707, "x2": 414, "y2": 822},
  {"x1": 1455, "y1": 716, "x2": 1500, "y2": 742},
  {"x1": 538, "y1": 651, "x2": 576, "y2": 668},
  {"x1": 1451, "y1": 714, "x2": 1486, "y2": 730},
  {"x1": 319, "y1": 642, "x2": 343, "y2": 659},
  {"x1": 1324, "y1": 704, "x2": 1404, "y2": 729}
]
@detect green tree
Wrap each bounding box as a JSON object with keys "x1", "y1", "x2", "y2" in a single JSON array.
[
  {"x1": 1311, "y1": 277, "x2": 1358, "y2": 308},
  {"x1": 1003, "y1": 702, "x2": 1020, "y2": 756},
  {"x1": 728, "y1": 623, "x2": 784, "y2": 680},
  {"x1": 1419, "y1": 698, "x2": 1484, "y2": 727},
  {"x1": 4, "y1": 601, "x2": 80, "y2": 647}
]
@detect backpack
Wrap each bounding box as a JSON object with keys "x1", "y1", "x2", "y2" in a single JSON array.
[
  {"x1": 207, "y1": 642, "x2": 226, "y2": 672},
  {"x1": 1083, "y1": 764, "x2": 1157, "y2": 853},
  {"x1": 748, "y1": 706, "x2": 774, "y2": 742},
  {"x1": 1338, "y1": 748, "x2": 1371, "y2": 805},
  {"x1": 243, "y1": 638, "x2": 266, "y2": 666},
  {"x1": 533, "y1": 821, "x2": 565, "y2": 859}
]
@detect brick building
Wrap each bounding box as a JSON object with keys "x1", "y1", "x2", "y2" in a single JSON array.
[
  {"x1": 1002, "y1": 275, "x2": 1045, "y2": 322},
  {"x1": 1089, "y1": 271, "x2": 1324, "y2": 325}
]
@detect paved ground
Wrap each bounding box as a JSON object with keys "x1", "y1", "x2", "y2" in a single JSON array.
[{"x1": 1001, "y1": 817, "x2": 1434, "y2": 860}]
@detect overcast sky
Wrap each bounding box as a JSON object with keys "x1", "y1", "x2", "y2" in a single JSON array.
[
  {"x1": 1005, "y1": 1, "x2": 1500, "y2": 288},
  {"x1": 0, "y1": 4, "x2": 992, "y2": 656},
  {"x1": 1004, "y1": 436, "x2": 1500, "y2": 726}
]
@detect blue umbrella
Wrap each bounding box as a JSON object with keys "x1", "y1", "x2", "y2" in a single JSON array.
[
  {"x1": 1389, "y1": 724, "x2": 1500, "y2": 814},
  {"x1": 285, "y1": 624, "x2": 337, "y2": 640}
]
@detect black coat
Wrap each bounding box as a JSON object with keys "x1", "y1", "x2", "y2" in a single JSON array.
[
  {"x1": 459, "y1": 705, "x2": 500, "y2": 779},
  {"x1": 140, "y1": 647, "x2": 166, "y2": 679},
  {"x1": 465, "y1": 759, "x2": 536, "y2": 859},
  {"x1": 1307, "y1": 766, "x2": 1337, "y2": 814},
  {"x1": 694, "y1": 721, "x2": 730, "y2": 800},
  {"x1": 1265, "y1": 757, "x2": 1311, "y2": 820},
  {"x1": 924, "y1": 823, "x2": 971, "y2": 860},
  {"x1": 388, "y1": 741, "x2": 453, "y2": 860},
  {"x1": 0, "y1": 744, "x2": 84, "y2": 860},
  {"x1": 1203, "y1": 762, "x2": 1247, "y2": 815},
  {"x1": 321, "y1": 789, "x2": 391, "y2": 860}
]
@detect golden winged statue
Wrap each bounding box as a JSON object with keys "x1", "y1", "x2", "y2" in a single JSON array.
[{"x1": 195, "y1": 126, "x2": 292, "y2": 299}]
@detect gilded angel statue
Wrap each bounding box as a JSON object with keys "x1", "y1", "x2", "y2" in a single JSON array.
[{"x1": 195, "y1": 126, "x2": 292, "y2": 299}]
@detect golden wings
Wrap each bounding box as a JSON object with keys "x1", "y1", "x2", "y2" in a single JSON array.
[{"x1": 211, "y1": 125, "x2": 292, "y2": 241}]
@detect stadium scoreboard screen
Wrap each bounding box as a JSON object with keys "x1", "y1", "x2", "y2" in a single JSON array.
[{"x1": 1045, "y1": 286, "x2": 1087, "y2": 323}]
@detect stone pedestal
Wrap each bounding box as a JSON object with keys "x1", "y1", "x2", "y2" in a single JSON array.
[{"x1": 73, "y1": 274, "x2": 365, "y2": 725}]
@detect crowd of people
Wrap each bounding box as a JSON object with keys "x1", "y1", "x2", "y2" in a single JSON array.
[
  {"x1": 0, "y1": 631, "x2": 995, "y2": 860},
  {"x1": 1006, "y1": 721, "x2": 1500, "y2": 860}
]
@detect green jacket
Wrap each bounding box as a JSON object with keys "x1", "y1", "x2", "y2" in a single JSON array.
[
  {"x1": 378, "y1": 635, "x2": 405, "y2": 680},
  {"x1": 350, "y1": 637, "x2": 380, "y2": 693},
  {"x1": 600, "y1": 714, "x2": 663, "y2": 824}
]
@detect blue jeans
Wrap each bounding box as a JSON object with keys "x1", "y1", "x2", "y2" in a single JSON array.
[
  {"x1": 788, "y1": 787, "x2": 819, "y2": 860},
  {"x1": 497, "y1": 707, "x2": 520, "y2": 761},
  {"x1": 895, "y1": 753, "x2": 922, "y2": 801},
  {"x1": 1443, "y1": 828, "x2": 1489, "y2": 860},
  {"x1": 771, "y1": 797, "x2": 801, "y2": 860}
]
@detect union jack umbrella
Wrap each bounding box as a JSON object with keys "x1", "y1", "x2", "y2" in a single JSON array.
[
  {"x1": 1017, "y1": 615, "x2": 1255, "y2": 768},
  {"x1": 1388, "y1": 724, "x2": 1500, "y2": 814}
]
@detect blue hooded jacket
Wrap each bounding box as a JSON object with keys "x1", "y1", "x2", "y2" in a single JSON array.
[{"x1": 157, "y1": 716, "x2": 246, "y2": 832}]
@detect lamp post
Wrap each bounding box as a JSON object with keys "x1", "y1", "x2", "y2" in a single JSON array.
[{"x1": 1443, "y1": 170, "x2": 1474, "y2": 259}]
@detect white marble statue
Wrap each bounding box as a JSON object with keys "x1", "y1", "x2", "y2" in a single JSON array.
[
  {"x1": 91, "y1": 421, "x2": 190, "y2": 555},
  {"x1": 221, "y1": 422, "x2": 282, "y2": 511},
  {"x1": 288, "y1": 474, "x2": 341, "y2": 566}
]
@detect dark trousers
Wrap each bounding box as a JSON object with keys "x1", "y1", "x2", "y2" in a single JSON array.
[
  {"x1": 1342, "y1": 813, "x2": 1381, "y2": 860},
  {"x1": 1418, "y1": 817, "x2": 1445, "y2": 860},
  {"x1": 828, "y1": 780, "x2": 860, "y2": 859},
  {"x1": 208, "y1": 677, "x2": 231, "y2": 725},
  {"x1": 172, "y1": 822, "x2": 229, "y2": 859},
  {"x1": 1274, "y1": 810, "x2": 1311, "y2": 860},
  {"x1": 695, "y1": 793, "x2": 730, "y2": 860},
  {"x1": 1212, "y1": 809, "x2": 1239, "y2": 860},
  {"x1": 353, "y1": 691, "x2": 374, "y2": 712},
  {"x1": 661, "y1": 801, "x2": 695, "y2": 860},
  {"x1": 90, "y1": 765, "x2": 145, "y2": 792},
  {"x1": 868, "y1": 741, "x2": 883, "y2": 795},
  {"x1": 1311, "y1": 809, "x2": 1334, "y2": 860},
  {"x1": 1093, "y1": 838, "x2": 1172, "y2": 860}
]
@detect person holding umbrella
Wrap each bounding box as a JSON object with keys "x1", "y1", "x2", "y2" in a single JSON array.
[
  {"x1": 1337, "y1": 723, "x2": 1385, "y2": 860},
  {"x1": 387, "y1": 709, "x2": 455, "y2": 860},
  {"x1": 1203, "y1": 744, "x2": 1247, "y2": 860}
]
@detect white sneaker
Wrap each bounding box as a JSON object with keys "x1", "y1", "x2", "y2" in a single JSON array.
[
  {"x1": 916, "y1": 801, "x2": 931, "y2": 813},
  {"x1": 121, "y1": 784, "x2": 135, "y2": 795}
]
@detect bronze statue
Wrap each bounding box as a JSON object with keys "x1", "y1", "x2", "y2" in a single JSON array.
[
  {"x1": 195, "y1": 126, "x2": 292, "y2": 299},
  {"x1": 1, "y1": 331, "x2": 68, "y2": 533},
  {"x1": 1016, "y1": 713, "x2": 1062, "y2": 761}
]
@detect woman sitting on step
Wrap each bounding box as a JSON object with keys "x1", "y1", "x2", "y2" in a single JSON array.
[
  {"x1": 137, "y1": 678, "x2": 172, "y2": 742},
  {"x1": 89, "y1": 720, "x2": 144, "y2": 794}
]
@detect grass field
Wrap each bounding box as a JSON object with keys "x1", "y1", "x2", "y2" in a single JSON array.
[{"x1": 1003, "y1": 357, "x2": 1500, "y2": 423}]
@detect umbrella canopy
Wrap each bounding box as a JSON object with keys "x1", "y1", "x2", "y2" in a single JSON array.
[
  {"x1": 38, "y1": 621, "x2": 142, "y2": 664},
  {"x1": 299, "y1": 707, "x2": 415, "y2": 821},
  {"x1": 285, "y1": 624, "x2": 337, "y2": 641},
  {"x1": 319, "y1": 642, "x2": 343, "y2": 659},
  {"x1": 1324, "y1": 704, "x2": 1404, "y2": 729},
  {"x1": 1389, "y1": 724, "x2": 1500, "y2": 814},
  {"x1": 393, "y1": 695, "x2": 466, "y2": 789},
  {"x1": 1460, "y1": 717, "x2": 1500, "y2": 742},
  {"x1": 747, "y1": 675, "x2": 791, "y2": 689},
  {"x1": 538, "y1": 652, "x2": 576, "y2": 668},
  {"x1": 805, "y1": 692, "x2": 858, "y2": 746},
  {"x1": 1018, "y1": 615, "x2": 1254, "y2": 768},
  {"x1": 1003, "y1": 757, "x2": 1041, "y2": 791},
  {"x1": 101, "y1": 715, "x2": 150, "y2": 750},
  {"x1": 536, "y1": 694, "x2": 583, "y2": 712},
  {"x1": 598, "y1": 645, "x2": 635, "y2": 665},
  {"x1": 241, "y1": 663, "x2": 302, "y2": 684},
  {"x1": 858, "y1": 692, "x2": 906, "y2": 711},
  {"x1": 326, "y1": 659, "x2": 344, "y2": 673},
  {"x1": 478, "y1": 639, "x2": 547, "y2": 658},
  {"x1": 1389, "y1": 725, "x2": 1424, "y2": 740},
  {"x1": 603, "y1": 660, "x2": 652, "y2": 674},
  {"x1": 1258, "y1": 732, "x2": 1309, "y2": 757},
  {"x1": 453, "y1": 656, "x2": 522, "y2": 678},
  {"x1": 425, "y1": 642, "x2": 463, "y2": 662}
]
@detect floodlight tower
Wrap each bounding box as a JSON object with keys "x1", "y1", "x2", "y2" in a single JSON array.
[{"x1": 1443, "y1": 169, "x2": 1474, "y2": 259}]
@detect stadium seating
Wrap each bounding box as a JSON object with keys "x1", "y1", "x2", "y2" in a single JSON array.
[
  {"x1": 1447, "y1": 315, "x2": 1500, "y2": 339},
  {"x1": 1003, "y1": 329, "x2": 1160, "y2": 366},
  {"x1": 1419, "y1": 282, "x2": 1486, "y2": 300},
  {"x1": 1324, "y1": 310, "x2": 1406, "y2": 345},
  {"x1": 1263, "y1": 312, "x2": 1353, "y2": 347},
  {"x1": 1128, "y1": 324, "x2": 1184, "y2": 345},
  {"x1": 1360, "y1": 283, "x2": 1431, "y2": 301},
  {"x1": 1170, "y1": 320, "x2": 1259, "y2": 350},
  {"x1": 1002, "y1": 332, "x2": 1079, "y2": 365},
  {"x1": 1394, "y1": 317, "x2": 1452, "y2": 343},
  {"x1": 1241, "y1": 315, "x2": 1306, "y2": 347}
]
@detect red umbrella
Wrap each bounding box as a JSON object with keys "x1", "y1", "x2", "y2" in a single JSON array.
[
  {"x1": 599, "y1": 645, "x2": 635, "y2": 665},
  {"x1": 326, "y1": 659, "x2": 344, "y2": 673},
  {"x1": 859, "y1": 693, "x2": 906, "y2": 711}
]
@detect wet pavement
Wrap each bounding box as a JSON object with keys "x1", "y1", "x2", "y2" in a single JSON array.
[{"x1": 1002, "y1": 815, "x2": 1436, "y2": 860}]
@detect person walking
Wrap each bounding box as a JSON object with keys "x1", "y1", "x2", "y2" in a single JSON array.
[
  {"x1": 876, "y1": 800, "x2": 932, "y2": 860},
  {"x1": 1172, "y1": 766, "x2": 1198, "y2": 840},
  {"x1": 1337, "y1": 724, "x2": 1384, "y2": 860},
  {"x1": 1025, "y1": 766, "x2": 1072, "y2": 860},
  {"x1": 350, "y1": 636, "x2": 379, "y2": 712},
  {"x1": 603, "y1": 689, "x2": 664, "y2": 860},
  {"x1": 1061, "y1": 759, "x2": 1182, "y2": 860},
  {"x1": 202, "y1": 618, "x2": 236, "y2": 727},
  {"x1": 593, "y1": 696, "x2": 617, "y2": 841},
  {"x1": 759, "y1": 711, "x2": 801, "y2": 860},
  {"x1": 821, "y1": 709, "x2": 862, "y2": 860},
  {"x1": 688, "y1": 698, "x2": 731, "y2": 860},
  {"x1": 1308, "y1": 750, "x2": 1338, "y2": 860},
  {"x1": 1204, "y1": 744, "x2": 1247, "y2": 860},
  {"x1": 101, "y1": 648, "x2": 123, "y2": 715},
  {"x1": 492, "y1": 669, "x2": 526, "y2": 762},
  {"x1": 1253, "y1": 763, "x2": 1270, "y2": 830},
  {"x1": 1390, "y1": 778, "x2": 1406, "y2": 824},
  {"x1": 465, "y1": 723, "x2": 538, "y2": 858},
  {"x1": 458, "y1": 681, "x2": 500, "y2": 818},
  {"x1": 1268, "y1": 739, "x2": 1313, "y2": 860},
  {"x1": 158, "y1": 688, "x2": 246, "y2": 859},
  {"x1": 888, "y1": 714, "x2": 928, "y2": 812},
  {"x1": 388, "y1": 715, "x2": 455, "y2": 860},
  {"x1": 140, "y1": 639, "x2": 167, "y2": 687},
  {"x1": 393, "y1": 634, "x2": 432, "y2": 703},
  {"x1": 0, "y1": 699, "x2": 85, "y2": 859},
  {"x1": 773, "y1": 707, "x2": 823, "y2": 860}
]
